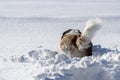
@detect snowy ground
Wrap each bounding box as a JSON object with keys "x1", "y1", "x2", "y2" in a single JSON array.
[{"x1": 0, "y1": 0, "x2": 120, "y2": 80}]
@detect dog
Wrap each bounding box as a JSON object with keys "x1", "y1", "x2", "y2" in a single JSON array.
[{"x1": 58, "y1": 18, "x2": 102, "y2": 58}]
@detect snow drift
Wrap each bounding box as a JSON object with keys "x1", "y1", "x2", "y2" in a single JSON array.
[
  {"x1": 0, "y1": 0, "x2": 120, "y2": 80},
  {"x1": 1, "y1": 45, "x2": 118, "y2": 80}
]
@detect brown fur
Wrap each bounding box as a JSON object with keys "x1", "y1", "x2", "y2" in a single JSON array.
[{"x1": 59, "y1": 33, "x2": 92, "y2": 58}]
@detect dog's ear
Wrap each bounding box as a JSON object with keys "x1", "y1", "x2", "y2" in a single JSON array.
[{"x1": 61, "y1": 29, "x2": 72, "y2": 39}]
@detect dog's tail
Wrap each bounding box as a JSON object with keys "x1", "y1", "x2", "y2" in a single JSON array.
[
  {"x1": 81, "y1": 18, "x2": 102, "y2": 40},
  {"x1": 76, "y1": 18, "x2": 102, "y2": 50}
]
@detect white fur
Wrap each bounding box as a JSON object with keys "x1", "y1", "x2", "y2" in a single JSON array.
[
  {"x1": 58, "y1": 18, "x2": 102, "y2": 57},
  {"x1": 66, "y1": 29, "x2": 80, "y2": 35},
  {"x1": 82, "y1": 18, "x2": 102, "y2": 40},
  {"x1": 77, "y1": 18, "x2": 102, "y2": 50}
]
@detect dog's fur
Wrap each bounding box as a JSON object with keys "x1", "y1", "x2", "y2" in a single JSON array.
[{"x1": 59, "y1": 18, "x2": 102, "y2": 58}]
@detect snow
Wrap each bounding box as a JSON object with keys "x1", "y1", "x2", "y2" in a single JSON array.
[
  {"x1": 0, "y1": 46, "x2": 120, "y2": 80},
  {"x1": 0, "y1": 0, "x2": 120, "y2": 80}
]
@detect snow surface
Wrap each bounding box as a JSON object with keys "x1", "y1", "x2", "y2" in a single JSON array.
[
  {"x1": 0, "y1": 0, "x2": 120, "y2": 80},
  {"x1": 0, "y1": 46, "x2": 120, "y2": 80}
]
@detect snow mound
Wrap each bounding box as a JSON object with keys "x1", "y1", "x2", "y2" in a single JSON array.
[{"x1": 8, "y1": 45, "x2": 120, "y2": 80}]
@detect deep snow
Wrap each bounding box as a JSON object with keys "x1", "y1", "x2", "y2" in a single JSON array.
[
  {"x1": 0, "y1": 45, "x2": 120, "y2": 80},
  {"x1": 0, "y1": 0, "x2": 120, "y2": 80}
]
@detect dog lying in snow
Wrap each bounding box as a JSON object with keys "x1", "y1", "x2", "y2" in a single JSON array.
[{"x1": 58, "y1": 18, "x2": 102, "y2": 58}]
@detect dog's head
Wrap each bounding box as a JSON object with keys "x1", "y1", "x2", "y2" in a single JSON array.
[{"x1": 61, "y1": 29, "x2": 81, "y2": 39}]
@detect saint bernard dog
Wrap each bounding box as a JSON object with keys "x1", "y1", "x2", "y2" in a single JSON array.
[{"x1": 58, "y1": 18, "x2": 102, "y2": 58}]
